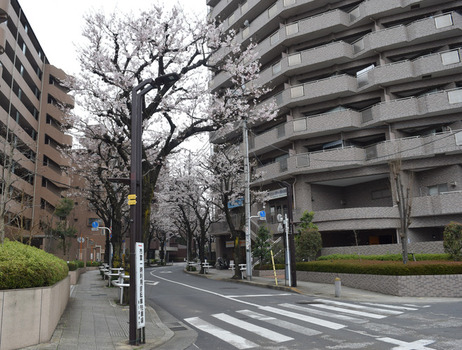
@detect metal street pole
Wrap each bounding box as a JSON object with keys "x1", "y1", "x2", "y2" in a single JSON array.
[
  {"x1": 129, "y1": 73, "x2": 179, "y2": 345},
  {"x1": 243, "y1": 117, "x2": 252, "y2": 280},
  {"x1": 273, "y1": 180, "x2": 297, "y2": 287}
]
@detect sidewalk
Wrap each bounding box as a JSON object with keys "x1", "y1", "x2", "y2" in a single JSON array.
[
  {"x1": 23, "y1": 264, "x2": 458, "y2": 350},
  {"x1": 22, "y1": 269, "x2": 173, "y2": 350}
]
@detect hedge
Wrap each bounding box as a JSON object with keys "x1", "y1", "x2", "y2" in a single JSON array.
[
  {"x1": 295, "y1": 260, "x2": 462, "y2": 275},
  {"x1": 317, "y1": 253, "x2": 451, "y2": 261},
  {"x1": 0, "y1": 240, "x2": 69, "y2": 289}
]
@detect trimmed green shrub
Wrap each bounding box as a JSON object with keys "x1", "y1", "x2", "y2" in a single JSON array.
[
  {"x1": 443, "y1": 221, "x2": 462, "y2": 261},
  {"x1": 317, "y1": 253, "x2": 452, "y2": 262},
  {"x1": 0, "y1": 240, "x2": 69, "y2": 289},
  {"x1": 296, "y1": 260, "x2": 462, "y2": 275},
  {"x1": 67, "y1": 261, "x2": 78, "y2": 271}
]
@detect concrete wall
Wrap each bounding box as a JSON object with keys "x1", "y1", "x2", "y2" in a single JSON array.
[
  {"x1": 321, "y1": 241, "x2": 444, "y2": 256},
  {"x1": 255, "y1": 269, "x2": 462, "y2": 297},
  {"x1": 0, "y1": 276, "x2": 70, "y2": 350}
]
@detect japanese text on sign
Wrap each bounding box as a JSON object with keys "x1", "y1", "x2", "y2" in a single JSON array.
[{"x1": 135, "y1": 242, "x2": 145, "y2": 329}]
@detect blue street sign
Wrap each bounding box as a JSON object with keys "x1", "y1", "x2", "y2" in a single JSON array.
[
  {"x1": 258, "y1": 210, "x2": 266, "y2": 218},
  {"x1": 91, "y1": 221, "x2": 99, "y2": 229}
]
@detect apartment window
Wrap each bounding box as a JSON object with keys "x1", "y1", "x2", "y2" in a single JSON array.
[
  {"x1": 286, "y1": 22, "x2": 299, "y2": 36},
  {"x1": 290, "y1": 85, "x2": 304, "y2": 98},
  {"x1": 268, "y1": 3, "x2": 278, "y2": 18},
  {"x1": 434, "y1": 13, "x2": 453, "y2": 29},
  {"x1": 270, "y1": 31, "x2": 280, "y2": 45},
  {"x1": 272, "y1": 61, "x2": 281, "y2": 75},
  {"x1": 288, "y1": 53, "x2": 301, "y2": 66},
  {"x1": 284, "y1": 0, "x2": 296, "y2": 6},
  {"x1": 428, "y1": 183, "x2": 448, "y2": 196},
  {"x1": 441, "y1": 50, "x2": 460, "y2": 65}
]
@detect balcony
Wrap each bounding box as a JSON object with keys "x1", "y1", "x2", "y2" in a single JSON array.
[
  {"x1": 44, "y1": 123, "x2": 73, "y2": 147},
  {"x1": 366, "y1": 129, "x2": 462, "y2": 163},
  {"x1": 313, "y1": 207, "x2": 400, "y2": 231},
  {"x1": 42, "y1": 144, "x2": 71, "y2": 168},
  {"x1": 254, "y1": 146, "x2": 366, "y2": 182},
  {"x1": 211, "y1": 11, "x2": 462, "y2": 93},
  {"x1": 252, "y1": 129, "x2": 462, "y2": 183},
  {"x1": 0, "y1": 0, "x2": 8, "y2": 24},
  {"x1": 412, "y1": 191, "x2": 462, "y2": 217},
  {"x1": 363, "y1": 88, "x2": 462, "y2": 125},
  {"x1": 356, "y1": 12, "x2": 462, "y2": 55},
  {"x1": 274, "y1": 74, "x2": 358, "y2": 110},
  {"x1": 209, "y1": 0, "x2": 238, "y2": 23},
  {"x1": 249, "y1": 109, "x2": 362, "y2": 154},
  {"x1": 357, "y1": 49, "x2": 462, "y2": 91}
]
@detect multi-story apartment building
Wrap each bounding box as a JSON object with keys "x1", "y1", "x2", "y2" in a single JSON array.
[
  {"x1": 0, "y1": 0, "x2": 75, "y2": 251},
  {"x1": 209, "y1": 0, "x2": 462, "y2": 256}
]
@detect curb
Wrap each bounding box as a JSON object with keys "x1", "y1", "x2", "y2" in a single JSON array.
[{"x1": 184, "y1": 269, "x2": 300, "y2": 294}]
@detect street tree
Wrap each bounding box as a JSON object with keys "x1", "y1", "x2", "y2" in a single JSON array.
[
  {"x1": 389, "y1": 160, "x2": 413, "y2": 264},
  {"x1": 295, "y1": 211, "x2": 322, "y2": 262},
  {"x1": 160, "y1": 153, "x2": 217, "y2": 273},
  {"x1": 69, "y1": 4, "x2": 272, "y2": 254},
  {"x1": 252, "y1": 225, "x2": 271, "y2": 268},
  {"x1": 443, "y1": 221, "x2": 462, "y2": 261}
]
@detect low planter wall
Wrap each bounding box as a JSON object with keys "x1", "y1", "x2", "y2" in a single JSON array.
[
  {"x1": 254, "y1": 269, "x2": 462, "y2": 297},
  {"x1": 0, "y1": 276, "x2": 70, "y2": 350},
  {"x1": 68, "y1": 266, "x2": 98, "y2": 285}
]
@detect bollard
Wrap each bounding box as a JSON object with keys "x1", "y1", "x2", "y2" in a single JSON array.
[{"x1": 334, "y1": 277, "x2": 341, "y2": 298}]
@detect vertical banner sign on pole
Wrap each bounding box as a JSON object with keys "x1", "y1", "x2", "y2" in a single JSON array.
[{"x1": 135, "y1": 242, "x2": 145, "y2": 329}]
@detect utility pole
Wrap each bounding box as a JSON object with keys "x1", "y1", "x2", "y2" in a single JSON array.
[
  {"x1": 129, "y1": 73, "x2": 179, "y2": 345},
  {"x1": 243, "y1": 117, "x2": 252, "y2": 280}
]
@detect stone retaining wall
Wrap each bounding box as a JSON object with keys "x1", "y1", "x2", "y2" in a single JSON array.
[
  {"x1": 0, "y1": 276, "x2": 70, "y2": 350},
  {"x1": 254, "y1": 269, "x2": 462, "y2": 297},
  {"x1": 321, "y1": 241, "x2": 444, "y2": 256}
]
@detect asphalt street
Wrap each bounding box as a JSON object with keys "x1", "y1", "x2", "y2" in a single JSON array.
[{"x1": 145, "y1": 264, "x2": 462, "y2": 350}]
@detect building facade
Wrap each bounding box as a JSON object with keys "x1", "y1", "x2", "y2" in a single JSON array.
[
  {"x1": 0, "y1": 0, "x2": 75, "y2": 250},
  {"x1": 209, "y1": 0, "x2": 462, "y2": 253}
]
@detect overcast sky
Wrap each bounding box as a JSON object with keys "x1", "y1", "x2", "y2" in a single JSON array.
[{"x1": 18, "y1": 0, "x2": 207, "y2": 75}]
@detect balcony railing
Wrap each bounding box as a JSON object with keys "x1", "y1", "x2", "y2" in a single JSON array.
[{"x1": 253, "y1": 129, "x2": 462, "y2": 182}]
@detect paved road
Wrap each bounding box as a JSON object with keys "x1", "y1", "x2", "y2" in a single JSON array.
[{"x1": 145, "y1": 264, "x2": 462, "y2": 350}]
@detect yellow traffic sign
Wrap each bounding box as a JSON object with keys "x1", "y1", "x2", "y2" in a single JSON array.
[
  {"x1": 128, "y1": 199, "x2": 137, "y2": 205},
  {"x1": 128, "y1": 194, "x2": 137, "y2": 200}
]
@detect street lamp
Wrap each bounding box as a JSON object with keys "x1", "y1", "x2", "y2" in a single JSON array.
[{"x1": 129, "y1": 73, "x2": 180, "y2": 345}]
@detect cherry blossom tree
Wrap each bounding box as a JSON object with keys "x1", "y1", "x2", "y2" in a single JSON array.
[{"x1": 69, "y1": 4, "x2": 277, "y2": 253}]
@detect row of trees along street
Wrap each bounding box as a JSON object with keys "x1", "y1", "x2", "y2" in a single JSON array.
[{"x1": 64, "y1": 4, "x2": 276, "y2": 276}]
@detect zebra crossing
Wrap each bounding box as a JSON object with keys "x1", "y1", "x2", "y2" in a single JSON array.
[{"x1": 184, "y1": 299, "x2": 429, "y2": 349}]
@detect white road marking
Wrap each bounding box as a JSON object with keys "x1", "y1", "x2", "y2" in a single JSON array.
[
  {"x1": 226, "y1": 293, "x2": 292, "y2": 298},
  {"x1": 184, "y1": 317, "x2": 258, "y2": 349},
  {"x1": 377, "y1": 337, "x2": 436, "y2": 349},
  {"x1": 314, "y1": 299, "x2": 402, "y2": 316},
  {"x1": 145, "y1": 281, "x2": 159, "y2": 286},
  {"x1": 237, "y1": 309, "x2": 322, "y2": 336},
  {"x1": 279, "y1": 303, "x2": 366, "y2": 324},
  {"x1": 213, "y1": 313, "x2": 293, "y2": 343},
  {"x1": 259, "y1": 305, "x2": 346, "y2": 330},
  {"x1": 310, "y1": 303, "x2": 387, "y2": 319},
  {"x1": 361, "y1": 302, "x2": 418, "y2": 311}
]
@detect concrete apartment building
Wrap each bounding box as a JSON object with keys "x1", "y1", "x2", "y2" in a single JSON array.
[
  {"x1": 0, "y1": 0, "x2": 75, "y2": 251},
  {"x1": 209, "y1": 0, "x2": 462, "y2": 256}
]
